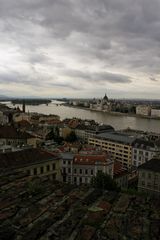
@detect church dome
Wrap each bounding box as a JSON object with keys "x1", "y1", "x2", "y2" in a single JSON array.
[{"x1": 103, "y1": 94, "x2": 109, "y2": 101}]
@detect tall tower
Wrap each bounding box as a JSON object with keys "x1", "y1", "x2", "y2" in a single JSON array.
[{"x1": 22, "y1": 100, "x2": 26, "y2": 113}]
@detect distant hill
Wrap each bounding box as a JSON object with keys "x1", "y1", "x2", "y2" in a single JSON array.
[{"x1": 0, "y1": 95, "x2": 9, "y2": 100}]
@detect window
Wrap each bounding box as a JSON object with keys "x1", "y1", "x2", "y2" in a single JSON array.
[
  {"x1": 68, "y1": 168, "x2": 71, "y2": 174},
  {"x1": 91, "y1": 169, "x2": 93, "y2": 175},
  {"x1": 52, "y1": 173, "x2": 56, "y2": 180},
  {"x1": 68, "y1": 160, "x2": 71, "y2": 165},
  {"x1": 142, "y1": 172, "x2": 145, "y2": 178},
  {"x1": 141, "y1": 181, "x2": 145, "y2": 186},
  {"x1": 79, "y1": 169, "x2": 82, "y2": 174},
  {"x1": 74, "y1": 169, "x2": 77, "y2": 174},
  {"x1": 52, "y1": 163, "x2": 55, "y2": 170},
  {"x1": 63, "y1": 160, "x2": 66, "y2": 164},
  {"x1": 74, "y1": 177, "x2": 77, "y2": 183},
  {"x1": 40, "y1": 166, "x2": 44, "y2": 174},
  {"x1": 154, "y1": 184, "x2": 158, "y2": 190},
  {"x1": 85, "y1": 169, "x2": 88, "y2": 175},
  {"x1": 147, "y1": 182, "x2": 151, "y2": 188},
  {"x1": 47, "y1": 165, "x2": 50, "y2": 171},
  {"x1": 79, "y1": 177, "x2": 82, "y2": 183},
  {"x1": 34, "y1": 168, "x2": 37, "y2": 175}
]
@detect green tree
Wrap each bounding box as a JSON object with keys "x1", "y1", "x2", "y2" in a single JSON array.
[
  {"x1": 46, "y1": 129, "x2": 55, "y2": 140},
  {"x1": 65, "y1": 131, "x2": 77, "y2": 142},
  {"x1": 91, "y1": 171, "x2": 119, "y2": 191}
]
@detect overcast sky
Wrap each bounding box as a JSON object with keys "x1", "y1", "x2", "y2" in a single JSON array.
[{"x1": 0, "y1": 0, "x2": 160, "y2": 98}]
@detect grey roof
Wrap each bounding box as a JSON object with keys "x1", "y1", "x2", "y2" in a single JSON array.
[
  {"x1": 96, "y1": 131, "x2": 136, "y2": 144},
  {"x1": 133, "y1": 138, "x2": 156, "y2": 149},
  {"x1": 61, "y1": 152, "x2": 74, "y2": 160},
  {"x1": 138, "y1": 157, "x2": 160, "y2": 173}
]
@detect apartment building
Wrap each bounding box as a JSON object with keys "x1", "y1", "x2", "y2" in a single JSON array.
[
  {"x1": 0, "y1": 148, "x2": 61, "y2": 181},
  {"x1": 61, "y1": 152, "x2": 113, "y2": 185},
  {"x1": 88, "y1": 132, "x2": 136, "y2": 168},
  {"x1": 132, "y1": 139, "x2": 160, "y2": 167},
  {"x1": 75, "y1": 124, "x2": 114, "y2": 142},
  {"x1": 138, "y1": 157, "x2": 160, "y2": 196}
]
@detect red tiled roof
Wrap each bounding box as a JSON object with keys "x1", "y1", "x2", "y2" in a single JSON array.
[
  {"x1": 114, "y1": 161, "x2": 128, "y2": 177},
  {"x1": 73, "y1": 154, "x2": 108, "y2": 165},
  {"x1": 17, "y1": 120, "x2": 31, "y2": 126},
  {"x1": 97, "y1": 201, "x2": 111, "y2": 212}
]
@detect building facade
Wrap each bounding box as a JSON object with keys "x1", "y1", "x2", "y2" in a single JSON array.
[
  {"x1": 0, "y1": 148, "x2": 61, "y2": 181},
  {"x1": 61, "y1": 152, "x2": 113, "y2": 185},
  {"x1": 136, "y1": 105, "x2": 151, "y2": 116},
  {"x1": 151, "y1": 109, "x2": 160, "y2": 118},
  {"x1": 132, "y1": 139, "x2": 160, "y2": 167},
  {"x1": 88, "y1": 132, "x2": 136, "y2": 168},
  {"x1": 138, "y1": 158, "x2": 160, "y2": 196}
]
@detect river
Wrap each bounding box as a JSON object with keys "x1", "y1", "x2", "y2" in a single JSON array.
[{"x1": 3, "y1": 100, "x2": 160, "y2": 133}]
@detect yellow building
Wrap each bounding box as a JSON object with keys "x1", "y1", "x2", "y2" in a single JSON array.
[
  {"x1": 0, "y1": 148, "x2": 61, "y2": 181},
  {"x1": 59, "y1": 126, "x2": 72, "y2": 139},
  {"x1": 88, "y1": 132, "x2": 136, "y2": 168}
]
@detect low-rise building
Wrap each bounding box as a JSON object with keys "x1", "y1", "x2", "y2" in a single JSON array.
[
  {"x1": 75, "y1": 124, "x2": 114, "y2": 142},
  {"x1": 72, "y1": 154, "x2": 113, "y2": 185},
  {"x1": 136, "y1": 105, "x2": 151, "y2": 116},
  {"x1": 89, "y1": 132, "x2": 136, "y2": 168},
  {"x1": 132, "y1": 139, "x2": 160, "y2": 167},
  {"x1": 138, "y1": 157, "x2": 160, "y2": 196},
  {"x1": 61, "y1": 152, "x2": 113, "y2": 185},
  {"x1": 0, "y1": 126, "x2": 39, "y2": 148},
  {"x1": 13, "y1": 112, "x2": 31, "y2": 123},
  {"x1": 151, "y1": 109, "x2": 160, "y2": 118},
  {"x1": 0, "y1": 148, "x2": 61, "y2": 180}
]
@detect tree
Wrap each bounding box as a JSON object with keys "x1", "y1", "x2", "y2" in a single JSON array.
[
  {"x1": 91, "y1": 171, "x2": 119, "y2": 191},
  {"x1": 65, "y1": 131, "x2": 77, "y2": 142},
  {"x1": 46, "y1": 129, "x2": 55, "y2": 140}
]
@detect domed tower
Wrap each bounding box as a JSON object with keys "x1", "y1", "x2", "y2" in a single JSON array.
[{"x1": 102, "y1": 93, "x2": 109, "y2": 104}]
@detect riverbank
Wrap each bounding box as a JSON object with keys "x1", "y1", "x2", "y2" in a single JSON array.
[{"x1": 63, "y1": 103, "x2": 160, "y2": 120}]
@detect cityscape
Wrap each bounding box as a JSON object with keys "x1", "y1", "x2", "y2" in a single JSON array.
[{"x1": 0, "y1": 1, "x2": 160, "y2": 240}]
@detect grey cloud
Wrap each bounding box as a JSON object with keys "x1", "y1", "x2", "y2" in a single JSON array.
[
  {"x1": 62, "y1": 69, "x2": 132, "y2": 84},
  {"x1": 0, "y1": 0, "x2": 160, "y2": 97},
  {"x1": 150, "y1": 77, "x2": 158, "y2": 82}
]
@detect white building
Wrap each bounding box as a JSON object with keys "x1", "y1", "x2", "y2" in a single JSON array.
[
  {"x1": 132, "y1": 139, "x2": 160, "y2": 167},
  {"x1": 136, "y1": 105, "x2": 151, "y2": 116},
  {"x1": 61, "y1": 152, "x2": 113, "y2": 185},
  {"x1": 151, "y1": 109, "x2": 160, "y2": 118}
]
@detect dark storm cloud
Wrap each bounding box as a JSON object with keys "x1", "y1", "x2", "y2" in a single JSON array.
[
  {"x1": 62, "y1": 69, "x2": 132, "y2": 84},
  {"x1": 0, "y1": 0, "x2": 160, "y2": 97}
]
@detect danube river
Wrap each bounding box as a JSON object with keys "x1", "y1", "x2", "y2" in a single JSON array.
[{"x1": 4, "y1": 100, "x2": 160, "y2": 133}]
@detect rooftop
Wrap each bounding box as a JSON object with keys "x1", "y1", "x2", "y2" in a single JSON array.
[
  {"x1": 0, "y1": 126, "x2": 34, "y2": 139},
  {"x1": 138, "y1": 157, "x2": 160, "y2": 173},
  {"x1": 96, "y1": 131, "x2": 136, "y2": 144},
  {"x1": 73, "y1": 154, "x2": 110, "y2": 165},
  {"x1": 0, "y1": 148, "x2": 59, "y2": 171}
]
